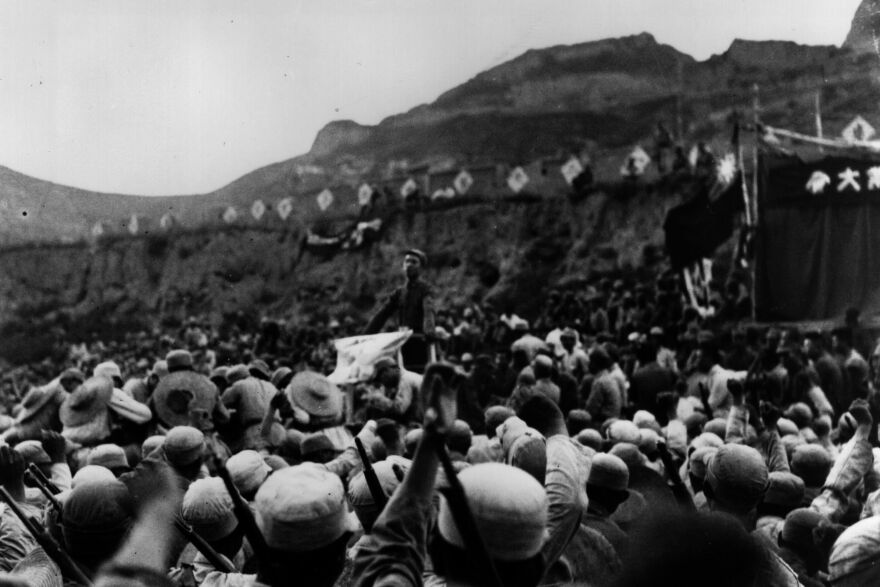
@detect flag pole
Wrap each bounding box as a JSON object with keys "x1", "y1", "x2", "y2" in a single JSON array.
[
  {"x1": 750, "y1": 84, "x2": 760, "y2": 322},
  {"x1": 815, "y1": 90, "x2": 824, "y2": 153}
]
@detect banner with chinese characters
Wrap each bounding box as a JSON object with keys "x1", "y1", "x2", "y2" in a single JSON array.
[{"x1": 756, "y1": 153, "x2": 880, "y2": 321}]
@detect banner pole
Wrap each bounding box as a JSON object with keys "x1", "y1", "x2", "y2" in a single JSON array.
[{"x1": 750, "y1": 84, "x2": 760, "y2": 322}]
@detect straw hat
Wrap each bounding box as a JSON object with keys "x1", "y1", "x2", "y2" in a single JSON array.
[
  {"x1": 153, "y1": 371, "x2": 216, "y2": 428},
  {"x1": 285, "y1": 371, "x2": 343, "y2": 422},
  {"x1": 16, "y1": 384, "x2": 63, "y2": 424}
]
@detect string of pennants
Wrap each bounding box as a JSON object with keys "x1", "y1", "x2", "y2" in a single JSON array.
[{"x1": 88, "y1": 148, "x2": 659, "y2": 238}]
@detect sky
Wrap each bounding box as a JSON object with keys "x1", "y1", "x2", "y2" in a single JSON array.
[{"x1": 0, "y1": 0, "x2": 863, "y2": 195}]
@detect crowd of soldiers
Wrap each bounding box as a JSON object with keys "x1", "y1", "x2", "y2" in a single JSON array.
[{"x1": 0, "y1": 249, "x2": 877, "y2": 586}]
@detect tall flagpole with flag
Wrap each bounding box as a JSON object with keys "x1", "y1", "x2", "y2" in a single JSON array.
[{"x1": 815, "y1": 89, "x2": 824, "y2": 153}]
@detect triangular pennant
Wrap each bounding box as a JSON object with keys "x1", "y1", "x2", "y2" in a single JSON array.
[
  {"x1": 251, "y1": 199, "x2": 266, "y2": 220},
  {"x1": 453, "y1": 170, "x2": 474, "y2": 195},
  {"x1": 560, "y1": 157, "x2": 584, "y2": 185},
  {"x1": 317, "y1": 189, "x2": 334, "y2": 211},
  {"x1": 223, "y1": 206, "x2": 238, "y2": 224},
  {"x1": 128, "y1": 214, "x2": 138, "y2": 235},
  {"x1": 507, "y1": 166, "x2": 529, "y2": 193},
  {"x1": 358, "y1": 183, "x2": 373, "y2": 206},
  {"x1": 400, "y1": 178, "x2": 418, "y2": 199},
  {"x1": 277, "y1": 197, "x2": 293, "y2": 220},
  {"x1": 842, "y1": 115, "x2": 875, "y2": 143}
]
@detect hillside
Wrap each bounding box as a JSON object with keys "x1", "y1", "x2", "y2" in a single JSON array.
[{"x1": 0, "y1": 1, "x2": 879, "y2": 360}]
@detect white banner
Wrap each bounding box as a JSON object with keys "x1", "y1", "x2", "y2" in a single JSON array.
[
  {"x1": 317, "y1": 189, "x2": 334, "y2": 211},
  {"x1": 507, "y1": 166, "x2": 529, "y2": 193},
  {"x1": 454, "y1": 169, "x2": 474, "y2": 194},
  {"x1": 251, "y1": 199, "x2": 266, "y2": 220},
  {"x1": 277, "y1": 197, "x2": 293, "y2": 220}
]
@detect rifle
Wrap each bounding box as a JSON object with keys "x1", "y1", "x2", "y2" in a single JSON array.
[
  {"x1": 0, "y1": 487, "x2": 92, "y2": 586},
  {"x1": 174, "y1": 516, "x2": 237, "y2": 573},
  {"x1": 27, "y1": 463, "x2": 61, "y2": 494},
  {"x1": 435, "y1": 440, "x2": 503, "y2": 587},
  {"x1": 354, "y1": 437, "x2": 388, "y2": 510},
  {"x1": 213, "y1": 456, "x2": 270, "y2": 560},
  {"x1": 23, "y1": 470, "x2": 62, "y2": 514}
]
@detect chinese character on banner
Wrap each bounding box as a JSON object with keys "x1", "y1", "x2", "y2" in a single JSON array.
[
  {"x1": 223, "y1": 206, "x2": 238, "y2": 224},
  {"x1": 159, "y1": 212, "x2": 174, "y2": 230},
  {"x1": 560, "y1": 157, "x2": 584, "y2": 185},
  {"x1": 453, "y1": 170, "x2": 474, "y2": 195},
  {"x1": 128, "y1": 215, "x2": 138, "y2": 235},
  {"x1": 868, "y1": 167, "x2": 880, "y2": 191},
  {"x1": 400, "y1": 178, "x2": 418, "y2": 199},
  {"x1": 317, "y1": 189, "x2": 334, "y2": 211},
  {"x1": 92, "y1": 222, "x2": 104, "y2": 237},
  {"x1": 358, "y1": 184, "x2": 373, "y2": 207},
  {"x1": 837, "y1": 168, "x2": 861, "y2": 192},
  {"x1": 842, "y1": 116, "x2": 876, "y2": 143},
  {"x1": 507, "y1": 166, "x2": 529, "y2": 193},
  {"x1": 805, "y1": 171, "x2": 831, "y2": 194},
  {"x1": 277, "y1": 197, "x2": 293, "y2": 220},
  {"x1": 251, "y1": 200, "x2": 266, "y2": 220}
]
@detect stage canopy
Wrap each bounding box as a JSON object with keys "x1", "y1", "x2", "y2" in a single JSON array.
[{"x1": 756, "y1": 153, "x2": 880, "y2": 321}]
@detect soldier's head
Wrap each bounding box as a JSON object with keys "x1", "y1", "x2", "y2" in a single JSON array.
[{"x1": 403, "y1": 249, "x2": 427, "y2": 280}]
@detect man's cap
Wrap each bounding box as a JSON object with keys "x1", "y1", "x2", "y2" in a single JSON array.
[
  {"x1": 14, "y1": 440, "x2": 50, "y2": 465},
  {"x1": 437, "y1": 463, "x2": 548, "y2": 561},
  {"x1": 141, "y1": 435, "x2": 165, "y2": 458},
  {"x1": 781, "y1": 508, "x2": 827, "y2": 554},
  {"x1": 16, "y1": 386, "x2": 63, "y2": 424},
  {"x1": 791, "y1": 444, "x2": 833, "y2": 487},
  {"x1": 226, "y1": 450, "x2": 272, "y2": 496},
  {"x1": 403, "y1": 249, "x2": 427, "y2": 265},
  {"x1": 776, "y1": 418, "x2": 799, "y2": 437},
  {"x1": 72, "y1": 465, "x2": 116, "y2": 489},
  {"x1": 609, "y1": 442, "x2": 646, "y2": 470},
  {"x1": 163, "y1": 426, "x2": 206, "y2": 467},
  {"x1": 59, "y1": 368, "x2": 86, "y2": 385},
  {"x1": 61, "y1": 480, "x2": 134, "y2": 557},
  {"x1": 271, "y1": 367, "x2": 294, "y2": 390},
  {"x1": 248, "y1": 360, "x2": 272, "y2": 381},
  {"x1": 588, "y1": 453, "x2": 630, "y2": 492},
  {"x1": 507, "y1": 431, "x2": 547, "y2": 484},
  {"x1": 784, "y1": 403, "x2": 813, "y2": 429},
  {"x1": 688, "y1": 446, "x2": 718, "y2": 479},
  {"x1": 576, "y1": 429, "x2": 603, "y2": 452},
  {"x1": 86, "y1": 444, "x2": 130, "y2": 471},
  {"x1": 182, "y1": 477, "x2": 238, "y2": 541},
  {"x1": 165, "y1": 349, "x2": 194, "y2": 372},
  {"x1": 762, "y1": 471, "x2": 805, "y2": 508},
  {"x1": 93, "y1": 361, "x2": 122, "y2": 382},
  {"x1": 607, "y1": 420, "x2": 641, "y2": 445},
  {"x1": 706, "y1": 444, "x2": 769, "y2": 513},
  {"x1": 225, "y1": 364, "x2": 250, "y2": 384},
  {"x1": 255, "y1": 464, "x2": 349, "y2": 551},
  {"x1": 829, "y1": 516, "x2": 880, "y2": 583},
  {"x1": 348, "y1": 456, "x2": 411, "y2": 532},
  {"x1": 704, "y1": 418, "x2": 727, "y2": 439}
]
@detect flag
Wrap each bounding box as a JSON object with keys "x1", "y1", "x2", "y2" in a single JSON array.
[
  {"x1": 277, "y1": 197, "x2": 293, "y2": 220},
  {"x1": 159, "y1": 212, "x2": 175, "y2": 230},
  {"x1": 664, "y1": 158, "x2": 744, "y2": 270},
  {"x1": 222, "y1": 207, "x2": 238, "y2": 224},
  {"x1": 251, "y1": 200, "x2": 266, "y2": 220},
  {"x1": 326, "y1": 331, "x2": 412, "y2": 384},
  {"x1": 620, "y1": 146, "x2": 651, "y2": 177},
  {"x1": 91, "y1": 222, "x2": 104, "y2": 237},
  {"x1": 842, "y1": 116, "x2": 875, "y2": 143},
  {"x1": 128, "y1": 214, "x2": 139, "y2": 235},
  {"x1": 317, "y1": 189, "x2": 334, "y2": 211},
  {"x1": 453, "y1": 169, "x2": 474, "y2": 194},
  {"x1": 682, "y1": 259, "x2": 715, "y2": 318},
  {"x1": 507, "y1": 166, "x2": 529, "y2": 193}
]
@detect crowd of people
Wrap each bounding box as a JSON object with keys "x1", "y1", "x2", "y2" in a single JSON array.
[{"x1": 0, "y1": 247, "x2": 878, "y2": 586}]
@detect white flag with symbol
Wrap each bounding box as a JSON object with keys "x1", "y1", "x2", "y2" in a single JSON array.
[
  {"x1": 159, "y1": 213, "x2": 174, "y2": 230},
  {"x1": 624, "y1": 146, "x2": 651, "y2": 176},
  {"x1": 400, "y1": 178, "x2": 418, "y2": 199},
  {"x1": 251, "y1": 200, "x2": 266, "y2": 220},
  {"x1": 223, "y1": 206, "x2": 238, "y2": 224},
  {"x1": 842, "y1": 116, "x2": 875, "y2": 143},
  {"x1": 317, "y1": 189, "x2": 334, "y2": 211},
  {"x1": 507, "y1": 166, "x2": 529, "y2": 193},
  {"x1": 277, "y1": 197, "x2": 293, "y2": 220},
  {"x1": 454, "y1": 170, "x2": 474, "y2": 195},
  {"x1": 561, "y1": 157, "x2": 584, "y2": 185},
  {"x1": 358, "y1": 184, "x2": 373, "y2": 206},
  {"x1": 128, "y1": 214, "x2": 138, "y2": 235}
]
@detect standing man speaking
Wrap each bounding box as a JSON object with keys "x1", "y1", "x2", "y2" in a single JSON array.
[{"x1": 364, "y1": 249, "x2": 435, "y2": 373}]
